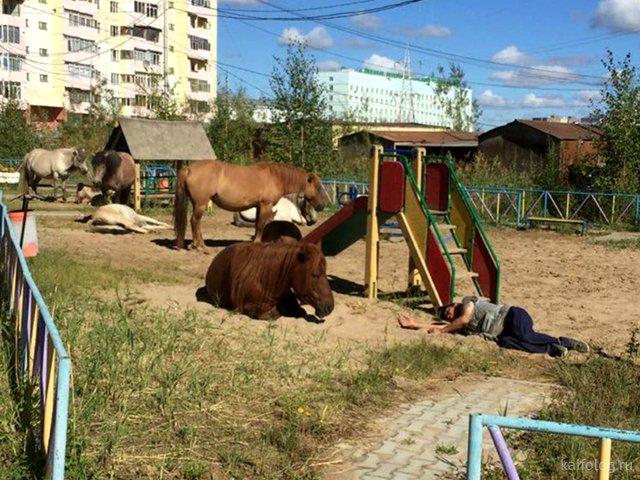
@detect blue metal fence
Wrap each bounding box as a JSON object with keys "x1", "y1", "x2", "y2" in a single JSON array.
[
  {"x1": 467, "y1": 413, "x2": 640, "y2": 479},
  {"x1": 1, "y1": 194, "x2": 71, "y2": 479}
]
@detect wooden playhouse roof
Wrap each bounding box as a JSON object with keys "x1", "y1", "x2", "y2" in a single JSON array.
[{"x1": 105, "y1": 117, "x2": 216, "y2": 161}]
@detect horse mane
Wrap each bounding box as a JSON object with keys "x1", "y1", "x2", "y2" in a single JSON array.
[
  {"x1": 230, "y1": 242, "x2": 322, "y2": 307},
  {"x1": 257, "y1": 162, "x2": 309, "y2": 193},
  {"x1": 92, "y1": 150, "x2": 122, "y2": 170}
]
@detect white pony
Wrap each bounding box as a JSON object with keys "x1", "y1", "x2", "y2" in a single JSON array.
[
  {"x1": 76, "y1": 204, "x2": 171, "y2": 234},
  {"x1": 232, "y1": 194, "x2": 317, "y2": 228}
]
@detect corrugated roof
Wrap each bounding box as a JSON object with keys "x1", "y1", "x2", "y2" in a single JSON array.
[
  {"x1": 356, "y1": 130, "x2": 478, "y2": 147},
  {"x1": 105, "y1": 117, "x2": 216, "y2": 161},
  {"x1": 516, "y1": 120, "x2": 601, "y2": 140}
]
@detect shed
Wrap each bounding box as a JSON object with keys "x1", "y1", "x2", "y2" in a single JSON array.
[
  {"x1": 478, "y1": 120, "x2": 600, "y2": 170},
  {"x1": 105, "y1": 117, "x2": 216, "y2": 161},
  {"x1": 338, "y1": 129, "x2": 478, "y2": 161}
]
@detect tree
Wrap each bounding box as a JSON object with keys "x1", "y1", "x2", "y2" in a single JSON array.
[
  {"x1": 207, "y1": 83, "x2": 257, "y2": 164},
  {"x1": 57, "y1": 80, "x2": 120, "y2": 154},
  {"x1": 591, "y1": 50, "x2": 640, "y2": 193},
  {"x1": 266, "y1": 42, "x2": 333, "y2": 175},
  {"x1": 0, "y1": 100, "x2": 38, "y2": 157},
  {"x1": 434, "y1": 64, "x2": 481, "y2": 131}
]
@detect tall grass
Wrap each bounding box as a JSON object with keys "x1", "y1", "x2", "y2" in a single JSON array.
[{"x1": 0, "y1": 251, "x2": 519, "y2": 479}]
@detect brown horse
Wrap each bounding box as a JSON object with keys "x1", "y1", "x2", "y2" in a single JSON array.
[
  {"x1": 174, "y1": 160, "x2": 326, "y2": 250},
  {"x1": 205, "y1": 241, "x2": 334, "y2": 320},
  {"x1": 92, "y1": 151, "x2": 136, "y2": 205}
]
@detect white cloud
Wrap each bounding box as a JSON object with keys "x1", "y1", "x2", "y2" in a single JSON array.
[
  {"x1": 351, "y1": 13, "x2": 382, "y2": 31},
  {"x1": 491, "y1": 45, "x2": 533, "y2": 65},
  {"x1": 577, "y1": 89, "x2": 601, "y2": 104},
  {"x1": 278, "y1": 26, "x2": 333, "y2": 49},
  {"x1": 403, "y1": 24, "x2": 451, "y2": 38},
  {"x1": 522, "y1": 93, "x2": 568, "y2": 108},
  {"x1": 490, "y1": 64, "x2": 577, "y2": 87},
  {"x1": 592, "y1": 0, "x2": 640, "y2": 32},
  {"x1": 477, "y1": 89, "x2": 508, "y2": 107},
  {"x1": 316, "y1": 60, "x2": 341, "y2": 72},
  {"x1": 363, "y1": 54, "x2": 401, "y2": 73}
]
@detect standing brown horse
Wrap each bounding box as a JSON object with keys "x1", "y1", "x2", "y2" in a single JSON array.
[
  {"x1": 205, "y1": 241, "x2": 334, "y2": 320},
  {"x1": 174, "y1": 160, "x2": 326, "y2": 250},
  {"x1": 92, "y1": 151, "x2": 136, "y2": 205}
]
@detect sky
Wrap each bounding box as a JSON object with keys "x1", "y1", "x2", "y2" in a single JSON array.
[{"x1": 216, "y1": 0, "x2": 640, "y2": 130}]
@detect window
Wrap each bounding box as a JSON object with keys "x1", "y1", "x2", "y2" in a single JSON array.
[
  {"x1": 189, "y1": 100, "x2": 210, "y2": 114},
  {"x1": 133, "y1": 48, "x2": 160, "y2": 64},
  {"x1": 66, "y1": 36, "x2": 97, "y2": 52},
  {"x1": 190, "y1": 0, "x2": 210, "y2": 7},
  {"x1": 67, "y1": 10, "x2": 99, "y2": 29},
  {"x1": 133, "y1": 94, "x2": 147, "y2": 107},
  {"x1": 120, "y1": 50, "x2": 132, "y2": 60},
  {"x1": 169, "y1": 23, "x2": 174, "y2": 31},
  {"x1": 190, "y1": 58, "x2": 207, "y2": 72},
  {"x1": 111, "y1": 50, "x2": 118, "y2": 61},
  {"x1": 169, "y1": 45, "x2": 173, "y2": 52},
  {"x1": 121, "y1": 74, "x2": 134, "y2": 83},
  {"x1": 0, "y1": 53, "x2": 22, "y2": 71},
  {"x1": 1, "y1": 81, "x2": 21, "y2": 99},
  {"x1": 147, "y1": 4, "x2": 157, "y2": 17},
  {"x1": 134, "y1": 1, "x2": 157, "y2": 18},
  {"x1": 188, "y1": 35, "x2": 210, "y2": 51},
  {"x1": 40, "y1": 74, "x2": 48, "y2": 82},
  {"x1": 68, "y1": 89, "x2": 91, "y2": 104},
  {"x1": 110, "y1": 25, "x2": 118, "y2": 36},
  {"x1": 110, "y1": 73, "x2": 119, "y2": 84},
  {"x1": 118, "y1": 97, "x2": 132, "y2": 107},
  {"x1": 39, "y1": 48, "x2": 48, "y2": 57},
  {"x1": 132, "y1": 25, "x2": 159, "y2": 42},
  {"x1": 110, "y1": 1, "x2": 117, "y2": 12},
  {"x1": 0, "y1": 25, "x2": 20, "y2": 43},
  {"x1": 67, "y1": 62, "x2": 94, "y2": 78},
  {"x1": 38, "y1": 21, "x2": 47, "y2": 30},
  {"x1": 25, "y1": 19, "x2": 28, "y2": 27},
  {"x1": 189, "y1": 79, "x2": 210, "y2": 92}
]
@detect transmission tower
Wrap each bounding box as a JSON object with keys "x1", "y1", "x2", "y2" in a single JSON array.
[{"x1": 396, "y1": 48, "x2": 415, "y2": 123}]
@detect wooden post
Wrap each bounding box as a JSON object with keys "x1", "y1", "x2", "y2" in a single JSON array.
[
  {"x1": 496, "y1": 192, "x2": 501, "y2": 223},
  {"x1": 611, "y1": 195, "x2": 616, "y2": 222},
  {"x1": 408, "y1": 148, "x2": 425, "y2": 290},
  {"x1": 565, "y1": 193, "x2": 570, "y2": 219},
  {"x1": 133, "y1": 163, "x2": 141, "y2": 212},
  {"x1": 598, "y1": 438, "x2": 611, "y2": 480},
  {"x1": 365, "y1": 145, "x2": 382, "y2": 299}
]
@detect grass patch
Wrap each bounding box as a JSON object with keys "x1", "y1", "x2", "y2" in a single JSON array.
[
  {"x1": 481, "y1": 357, "x2": 640, "y2": 479},
  {"x1": 595, "y1": 238, "x2": 640, "y2": 249},
  {"x1": 1, "y1": 250, "x2": 525, "y2": 479}
]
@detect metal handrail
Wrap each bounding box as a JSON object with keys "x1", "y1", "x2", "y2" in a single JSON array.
[
  {"x1": 380, "y1": 152, "x2": 457, "y2": 300},
  {"x1": 0, "y1": 196, "x2": 71, "y2": 480}
]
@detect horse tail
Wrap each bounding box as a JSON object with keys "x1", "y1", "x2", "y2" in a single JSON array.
[
  {"x1": 173, "y1": 165, "x2": 190, "y2": 247},
  {"x1": 18, "y1": 154, "x2": 29, "y2": 197}
]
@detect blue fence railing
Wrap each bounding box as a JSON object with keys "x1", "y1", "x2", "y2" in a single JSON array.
[
  {"x1": 1, "y1": 195, "x2": 71, "y2": 479},
  {"x1": 467, "y1": 413, "x2": 640, "y2": 479}
]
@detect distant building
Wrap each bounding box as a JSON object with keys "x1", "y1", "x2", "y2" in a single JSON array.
[
  {"x1": 478, "y1": 119, "x2": 601, "y2": 170},
  {"x1": 317, "y1": 68, "x2": 472, "y2": 130},
  {"x1": 0, "y1": 0, "x2": 217, "y2": 123},
  {"x1": 338, "y1": 128, "x2": 478, "y2": 161}
]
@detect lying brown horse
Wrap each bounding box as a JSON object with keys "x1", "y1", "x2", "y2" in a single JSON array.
[
  {"x1": 92, "y1": 151, "x2": 136, "y2": 205},
  {"x1": 205, "y1": 241, "x2": 334, "y2": 320},
  {"x1": 174, "y1": 160, "x2": 326, "y2": 250}
]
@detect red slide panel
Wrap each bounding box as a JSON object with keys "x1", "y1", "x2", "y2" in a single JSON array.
[
  {"x1": 425, "y1": 163, "x2": 450, "y2": 213},
  {"x1": 378, "y1": 161, "x2": 405, "y2": 214},
  {"x1": 426, "y1": 226, "x2": 452, "y2": 305},
  {"x1": 472, "y1": 227, "x2": 499, "y2": 302}
]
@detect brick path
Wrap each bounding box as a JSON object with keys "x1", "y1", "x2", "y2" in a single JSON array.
[{"x1": 333, "y1": 376, "x2": 554, "y2": 479}]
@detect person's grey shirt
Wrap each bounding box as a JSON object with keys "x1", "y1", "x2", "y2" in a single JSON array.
[{"x1": 462, "y1": 296, "x2": 512, "y2": 340}]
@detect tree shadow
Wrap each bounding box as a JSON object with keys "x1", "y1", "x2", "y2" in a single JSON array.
[{"x1": 328, "y1": 275, "x2": 363, "y2": 296}]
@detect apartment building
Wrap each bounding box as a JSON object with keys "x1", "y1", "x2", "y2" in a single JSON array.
[
  {"x1": 0, "y1": 0, "x2": 216, "y2": 122},
  {"x1": 317, "y1": 68, "x2": 472, "y2": 130}
]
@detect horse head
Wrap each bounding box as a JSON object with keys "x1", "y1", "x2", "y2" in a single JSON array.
[
  {"x1": 294, "y1": 194, "x2": 318, "y2": 226},
  {"x1": 72, "y1": 147, "x2": 89, "y2": 174},
  {"x1": 290, "y1": 243, "x2": 334, "y2": 318},
  {"x1": 91, "y1": 150, "x2": 116, "y2": 187},
  {"x1": 303, "y1": 173, "x2": 326, "y2": 212}
]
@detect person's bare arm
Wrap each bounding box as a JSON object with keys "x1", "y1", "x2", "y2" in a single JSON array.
[{"x1": 438, "y1": 302, "x2": 474, "y2": 334}]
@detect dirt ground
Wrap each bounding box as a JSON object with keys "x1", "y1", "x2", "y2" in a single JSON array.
[{"x1": 33, "y1": 205, "x2": 640, "y2": 357}]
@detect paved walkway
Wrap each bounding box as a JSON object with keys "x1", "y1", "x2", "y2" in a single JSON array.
[{"x1": 334, "y1": 376, "x2": 554, "y2": 479}]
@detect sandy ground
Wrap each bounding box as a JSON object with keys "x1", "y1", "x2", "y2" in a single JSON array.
[{"x1": 35, "y1": 206, "x2": 640, "y2": 356}]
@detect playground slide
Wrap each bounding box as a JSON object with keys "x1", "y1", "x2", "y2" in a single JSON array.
[{"x1": 304, "y1": 196, "x2": 371, "y2": 256}]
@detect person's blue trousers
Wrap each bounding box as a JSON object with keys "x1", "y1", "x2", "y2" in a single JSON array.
[{"x1": 497, "y1": 307, "x2": 571, "y2": 355}]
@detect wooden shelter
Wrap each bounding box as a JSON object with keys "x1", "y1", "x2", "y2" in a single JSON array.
[{"x1": 105, "y1": 117, "x2": 216, "y2": 209}]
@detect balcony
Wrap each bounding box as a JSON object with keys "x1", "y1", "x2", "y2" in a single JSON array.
[
  {"x1": 62, "y1": 0, "x2": 97, "y2": 16},
  {"x1": 187, "y1": 0, "x2": 212, "y2": 16}
]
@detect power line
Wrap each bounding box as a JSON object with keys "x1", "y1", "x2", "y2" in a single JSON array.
[
  {"x1": 220, "y1": 0, "x2": 381, "y2": 13},
  {"x1": 251, "y1": 0, "x2": 604, "y2": 85}
]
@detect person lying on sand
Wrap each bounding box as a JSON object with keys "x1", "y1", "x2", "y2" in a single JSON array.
[{"x1": 398, "y1": 296, "x2": 589, "y2": 358}]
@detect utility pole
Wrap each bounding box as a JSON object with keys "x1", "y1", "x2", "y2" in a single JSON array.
[{"x1": 163, "y1": 0, "x2": 169, "y2": 97}]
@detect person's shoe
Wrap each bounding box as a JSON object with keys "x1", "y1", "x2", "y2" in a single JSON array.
[
  {"x1": 563, "y1": 337, "x2": 590, "y2": 353},
  {"x1": 549, "y1": 344, "x2": 569, "y2": 358}
]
